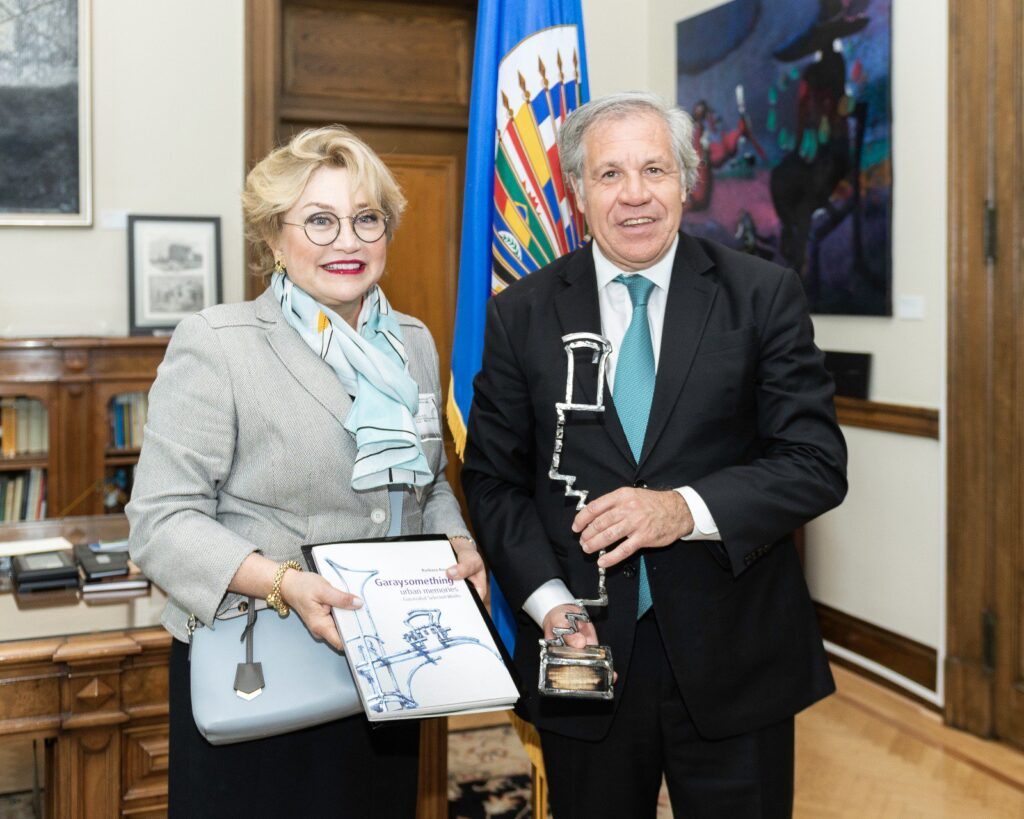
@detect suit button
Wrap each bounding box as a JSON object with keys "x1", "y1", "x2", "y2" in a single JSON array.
[
  {"x1": 623, "y1": 565, "x2": 636, "y2": 578},
  {"x1": 633, "y1": 480, "x2": 647, "y2": 488},
  {"x1": 370, "y1": 508, "x2": 386, "y2": 524}
]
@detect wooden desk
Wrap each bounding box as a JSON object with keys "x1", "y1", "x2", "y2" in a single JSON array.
[{"x1": 0, "y1": 517, "x2": 448, "y2": 818}]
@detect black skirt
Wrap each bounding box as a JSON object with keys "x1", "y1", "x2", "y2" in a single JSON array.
[{"x1": 168, "y1": 637, "x2": 420, "y2": 818}]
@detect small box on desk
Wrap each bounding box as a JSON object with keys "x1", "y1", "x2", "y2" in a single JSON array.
[
  {"x1": 823, "y1": 351, "x2": 872, "y2": 400},
  {"x1": 12, "y1": 550, "x2": 79, "y2": 593},
  {"x1": 73, "y1": 543, "x2": 129, "y2": 581}
]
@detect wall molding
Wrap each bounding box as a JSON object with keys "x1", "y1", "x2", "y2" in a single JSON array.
[
  {"x1": 815, "y1": 602, "x2": 938, "y2": 694},
  {"x1": 833, "y1": 397, "x2": 939, "y2": 439}
]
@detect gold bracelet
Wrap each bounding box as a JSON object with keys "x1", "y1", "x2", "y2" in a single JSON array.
[{"x1": 266, "y1": 560, "x2": 302, "y2": 617}]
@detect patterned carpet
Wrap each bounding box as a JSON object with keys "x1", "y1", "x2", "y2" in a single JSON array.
[
  {"x1": 449, "y1": 724, "x2": 535, "y2": 818},
  {"x1": 448, "y1": 724, "x2": 672, "y2": 818}
]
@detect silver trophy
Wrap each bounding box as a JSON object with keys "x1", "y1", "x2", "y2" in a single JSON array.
[{"x1": 539, "y1": 332, "x2": 615, "y2": 700}]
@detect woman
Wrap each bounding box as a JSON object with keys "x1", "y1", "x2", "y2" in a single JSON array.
[{"x1": 127, "y1": 125, "x2": 483, "y2": 817}]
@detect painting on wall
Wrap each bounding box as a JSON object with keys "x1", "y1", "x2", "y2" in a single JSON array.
[
  {"x1": 0, "y1": 0, "x2": 91, "y2": 225},
  {"x1": 128, "y1": 216, "x2": 222, "y2": 336},
  {"x1": 677, "y1": 0, "x2": 892, "y2": 315}
]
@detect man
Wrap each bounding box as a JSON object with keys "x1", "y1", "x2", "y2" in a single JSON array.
[{"x1": 461, "y1": 92, "x2": 847, "y2": 818}]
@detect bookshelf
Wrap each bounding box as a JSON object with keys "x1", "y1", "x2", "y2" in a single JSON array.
[
  {"x1": 0, "y1": 338, "x2": 168, "y2": 519},
  {"x1": 0, "y1": 383, "x2": 55, "y2": 522}
]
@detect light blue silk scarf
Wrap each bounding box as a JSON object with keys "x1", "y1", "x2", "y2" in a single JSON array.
[{"x1": 271, "y1": 273, "x2": 432, "y2": 491}]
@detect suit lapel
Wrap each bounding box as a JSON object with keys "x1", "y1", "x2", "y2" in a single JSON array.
[
  {"x1": 638, "y1": 233, "x2": 717, "y2": 469},
  {"x1": 256, "y1": 289, "x2": 354, "y2": 430},
  {"x1": 553, "y1": 246, "x2": 635, "y2": 467}
]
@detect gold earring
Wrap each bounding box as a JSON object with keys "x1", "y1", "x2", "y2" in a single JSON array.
[{"x1": 273, "y1": 256, "x2": 285, "y2": 274}]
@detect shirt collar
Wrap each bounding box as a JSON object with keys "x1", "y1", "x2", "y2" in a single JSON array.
[{"x1": 592, "y1": 234, "x2": 679, "y2": 293}]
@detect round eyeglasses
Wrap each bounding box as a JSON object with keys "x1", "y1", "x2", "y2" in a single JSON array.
[{"x1": 282, "y1": 209, "x2": 389, "y2": 245}]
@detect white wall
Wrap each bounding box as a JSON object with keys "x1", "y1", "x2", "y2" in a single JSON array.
[
  {"x1": 1, "y1": 0, "x2": 246, "y2": 337},
  {"x1": 586, "y1": 0, "x2": 949, "y2": 683},
  {"x1": 582, "y1": 0, "x2": 651, "y2": 95}
]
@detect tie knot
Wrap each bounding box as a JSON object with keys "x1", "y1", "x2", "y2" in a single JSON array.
[{"x1": 614, "y1": 274, "x2": 656, "y2": 308}]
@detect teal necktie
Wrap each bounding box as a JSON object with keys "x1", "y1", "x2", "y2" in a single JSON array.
[{"x1": 613, "y1": 274, "x2": 656, "y2": 619}]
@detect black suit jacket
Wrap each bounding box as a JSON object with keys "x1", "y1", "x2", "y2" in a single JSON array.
[{"x1": 461, "y1": 232, "x2": 848, "y2": 741}]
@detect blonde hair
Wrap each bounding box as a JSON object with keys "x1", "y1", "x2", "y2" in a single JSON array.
[{"x1": 242, "y1": 125, "x2": 407, "y2": 276}]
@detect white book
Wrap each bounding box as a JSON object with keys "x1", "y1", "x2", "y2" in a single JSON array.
[
  {"x1": 132, "y1": 393, "x2": 146, "y2": 448},
  {"x1": 15, "y1": 399, "x2": 29, "y2": 455},
  {"x1": 28, "y1": 400, "x2": 45, "y2": 454},
  {"x1": 304, "y1": 535, "x2": 520, "y2": 722},
  {"x1": 10, "y1": 475, "x2": 24, "y2": 521},
  {"x1": 0, "y1": 536, "x2": 72, "y2": 558},
  {"x1": 24, "y1": 468, "x2": 38, "y2": 521}
]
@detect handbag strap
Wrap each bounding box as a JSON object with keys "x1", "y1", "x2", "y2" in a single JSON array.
[{"x1": 233, "y1": 596, "x2": 265, "y2": 699}]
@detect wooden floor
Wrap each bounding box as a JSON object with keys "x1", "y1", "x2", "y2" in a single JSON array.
[
  {"x1": 453, "y1": 664, "x2": 1024, "y2": 817},
  {"x1": 795, "y1": 666, "x2": 1024, "y2": 817}
]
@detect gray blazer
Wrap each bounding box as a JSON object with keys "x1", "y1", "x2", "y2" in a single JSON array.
[{"x1": 127, "y1": 288, "x2": 470, "y2": 641}]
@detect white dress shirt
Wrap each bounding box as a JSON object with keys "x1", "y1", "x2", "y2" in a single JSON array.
[{"x1": 522, "y1": 238, "x2": 722, "y2": 628}]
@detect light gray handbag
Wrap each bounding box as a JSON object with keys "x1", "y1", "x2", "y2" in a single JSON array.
[{"x1": 188, "y1": 596, "x2": 362, "y2": 745}]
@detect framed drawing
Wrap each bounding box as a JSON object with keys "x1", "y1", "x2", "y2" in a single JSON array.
[
  {"x1": 0, "y1": 0, "x2": 92, "y2": 225},
  {"x1": 128, "y1": 215, "x2": 222, "y2": 336},
  {"x1": 676, "y1": 0, "x2": 893, "y2": 315}
]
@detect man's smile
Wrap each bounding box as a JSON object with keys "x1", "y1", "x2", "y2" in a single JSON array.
[{"x1": 620, "y1": 217, "x2": 656, "y2": 227}]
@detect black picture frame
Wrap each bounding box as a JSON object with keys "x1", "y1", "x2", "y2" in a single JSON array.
[{"x1": 127, "y1": 215, "x2": 222, "y2": 336}]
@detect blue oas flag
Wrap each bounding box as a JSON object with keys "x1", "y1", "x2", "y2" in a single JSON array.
[{"x1": 447, "y1": 0, "x2": 590, "y2": 654}]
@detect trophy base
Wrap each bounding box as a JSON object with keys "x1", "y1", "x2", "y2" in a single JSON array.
[{"x1": 538, "y1": 642, "x2": 614, "y2": 699}]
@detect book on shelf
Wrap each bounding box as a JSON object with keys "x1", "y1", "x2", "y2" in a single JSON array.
[
  {"x1": 15, "y1": 398, "x2": 29, "y2": 454},
  {"x1": 132, "y1": 393, "x2": 147, "y2": 448},
  {"x1": 4, "y1": 474, "x2": 22, "y2": 522},
  {"x1": 8, "y1": 474, "x2": 20, "y2": 521},
  {"x1": 28, "y1": 399, "x2": 46, "y2": 454},
  {"x1": 111, "y1": 392, "x2": 148, "y2": 449},
  {"x1": 0, "y1": 398, "x2": 47, "y2": 458},
  {"x1": 1, "y1": 398, "x2": 15, "y2": 458},
  {"x1": 15, "y1": 473, "x2": 25, "y2": 521},
  {"x1": 36, "y1": 470, "x2": 46, "y2": 520},
  {"x1": 0, "y1": 469, "x2": 46, "y2": 522},
  {"x1": 25, "y1": 467, "x2": 44, "y2": 522},
  {"x1": 20, "y1": 471, "x2": 31, "y2": 522},
  {"x1": 303, "y1": 535, "x2": 520, "y2": 722},
  {"x1": 111, "y1": 397, "x2": 125, "y2": 449}
]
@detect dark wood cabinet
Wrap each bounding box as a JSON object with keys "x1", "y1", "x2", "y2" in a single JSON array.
[{"x1": 0, "y1": 338, "x2": 169, "y2": 519}]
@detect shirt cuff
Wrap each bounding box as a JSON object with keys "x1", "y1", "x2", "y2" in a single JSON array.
[
  {"x1": 676, "y1": 486, "x2": 721, "y2": 541},
  {"x1": 522, "y1": 578, "x2": 577, "y2": 630}
]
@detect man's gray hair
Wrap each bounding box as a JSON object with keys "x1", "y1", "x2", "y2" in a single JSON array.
[{"x1": 557, "y1": 91, "x2": 701, "y2": 194}]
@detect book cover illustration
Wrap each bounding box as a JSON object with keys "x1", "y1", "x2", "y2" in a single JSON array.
[{"x1": 312, "y1": 538, "x2": 518, "y2": 717}]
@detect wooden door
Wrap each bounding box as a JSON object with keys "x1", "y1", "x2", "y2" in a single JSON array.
[{"x1": 947, "y1": 0, "x2": 1024, "y2": 747}]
